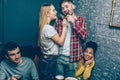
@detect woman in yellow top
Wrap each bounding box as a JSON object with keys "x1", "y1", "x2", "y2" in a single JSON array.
[{"x1": 75, "y1": 41, "x2": 97, "y2": 80}]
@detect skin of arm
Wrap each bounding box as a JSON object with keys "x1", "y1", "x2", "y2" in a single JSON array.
[{"x1": 51, "y1": 19, "x2": 67, "y2": 46}]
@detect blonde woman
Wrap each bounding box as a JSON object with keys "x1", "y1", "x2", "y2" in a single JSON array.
[{"x1": 38, "y1": 3, "x2": 67, "y2": 80}]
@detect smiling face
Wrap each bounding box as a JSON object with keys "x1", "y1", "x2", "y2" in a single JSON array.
[
  {"x1": 83, "y1": 47, "x2": 94, "y2": 61},
  {"x1": 6, "y1": 47, "x2": 21, "y2": 64},
  {"x1": 61, "y1": 2, "x2": 75, "y2": 16}
]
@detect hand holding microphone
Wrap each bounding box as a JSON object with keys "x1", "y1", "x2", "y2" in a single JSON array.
[
  {"x1": 65, "y1": 12, "x2": 75, "y2": 23},
  {"x1": 56, "y1": 12, "x2": 67, "y2": 27},
  {"x1": 57, "y1": 11, "x2": 75, "y2": 23}
]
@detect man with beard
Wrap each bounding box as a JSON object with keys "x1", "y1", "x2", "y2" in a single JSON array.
[
  {"x1": 0, "y1": 41, "x2": 39, "y2": 80},
  {"x1": 54, "y1": 0, "x2": 88, "y2": 78}
]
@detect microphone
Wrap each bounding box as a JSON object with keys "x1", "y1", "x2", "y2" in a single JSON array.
[
  {"x1": 64, "y1": 12, "x2": 70, "y2": 17},
  {"x1": 57, "y1": 12, "x2": 70, "y2": 20},
  {"x1": 63, "y1": 12, "x2": 71, "y2": 23},
  {"x1": 57, "y1": 11, "x2": 74, "y2": 25}
]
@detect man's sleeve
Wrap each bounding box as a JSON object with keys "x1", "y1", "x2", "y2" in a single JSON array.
[
  {"x1": 53, "y1": 19, "x2": 63, "y2": 36},
  {"x1": 71, "y1": 17, "x2": 88, "y2": 39},
  {"x1": 0, "y1": 66, "x2": 7, "y2": 80},
  {"x1": 30, "y1": 60, "x2": 40, "y2": 80}
]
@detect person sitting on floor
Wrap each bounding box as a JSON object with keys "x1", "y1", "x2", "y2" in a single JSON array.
[
  {"x1": 75, "y1": 41, "x2": 97, "y2": 80},
  {"x1": 0, "y1": 41, "x2": 39, "y2": 80}
]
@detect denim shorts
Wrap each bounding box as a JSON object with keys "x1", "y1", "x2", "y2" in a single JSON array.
[{"x1": 56, "y1": 55, "x2": 77, "y2": 78}]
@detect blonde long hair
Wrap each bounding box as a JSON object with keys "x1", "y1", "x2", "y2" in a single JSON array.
[{"x1": 38, "y1": 3, "x2": 52, "y2": 45}]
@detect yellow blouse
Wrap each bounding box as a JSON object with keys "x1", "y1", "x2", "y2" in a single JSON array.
[{"x1": 75, "y1": 59, "x2": 95, "y2": 80}]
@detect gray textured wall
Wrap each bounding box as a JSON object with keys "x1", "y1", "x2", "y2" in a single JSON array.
[{"x1": 73, "y1": 0, "x2": 120, "y2": 80}]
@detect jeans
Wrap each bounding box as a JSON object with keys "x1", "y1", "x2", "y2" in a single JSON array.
[
  {"x1": 56, "y1": 55, "x2": 77, "y2": 78},
  {"x1": 39, "y1": 56, "x2": 57, "y2": 80}
]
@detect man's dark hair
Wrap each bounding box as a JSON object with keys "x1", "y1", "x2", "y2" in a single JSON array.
[
  {"x1": 84, "y1": 41, "x2": 98, "y2": 54},
  {"x1": 60, "y1": 0, "x2": 74, "y2": 4},
  {"x1": 2, "y1": 41, "x2": 20, "y2": 55}
]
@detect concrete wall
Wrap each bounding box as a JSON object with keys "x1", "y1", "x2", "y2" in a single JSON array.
[{"x1": 73, "y1": 0, "x2": 120, "y2": 79}]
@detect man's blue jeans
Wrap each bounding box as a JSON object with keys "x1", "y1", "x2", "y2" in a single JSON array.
[{"x1": 56, "y1": 55, "x2": 77, "y2": 78}]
